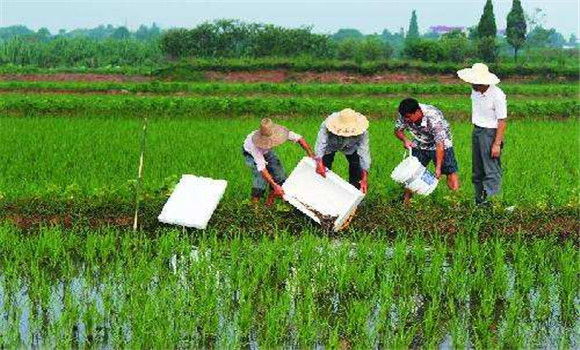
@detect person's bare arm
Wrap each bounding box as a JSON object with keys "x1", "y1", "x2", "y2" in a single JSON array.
[
  {"x1": 395, "y1": 129, "x2": 413, "y2": 149},
  {"x1": 297, "y1": 138, "x2": 315, "y2": 158},
  {"x1": 314, "y1": 123, "x2": 329, "y2": 177},
  {"x1": 435, "y1": 142, "x2": 444, "y2": 179},
  {"x1": 491, "y1": 119, "x2": 506, "y2": 158},
  {"x1": 358, "y1": 132, "x2": 371, "y2": 193},
  {"x1": 260, "y1": 169, "x2": 284, "y2": 197}
]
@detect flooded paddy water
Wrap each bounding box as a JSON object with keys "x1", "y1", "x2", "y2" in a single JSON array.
[{"x1": 0, "y1": 224, "x2": 577, "y2": 348}]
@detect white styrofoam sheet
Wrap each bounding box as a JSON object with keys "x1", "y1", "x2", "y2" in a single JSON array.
[
  {"x1": 282, "y1": 157, "x2": 365, "y2": 231},
  {"x1": 158, "y1": 175, "x2": 228, "y2": 229}
]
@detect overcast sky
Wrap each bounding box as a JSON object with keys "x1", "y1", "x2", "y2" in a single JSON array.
[{"x1": 1, "y1": 0, "x2": 578, "y2": 37}]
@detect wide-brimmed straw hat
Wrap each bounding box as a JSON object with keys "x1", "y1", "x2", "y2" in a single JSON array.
[
  {"x1": 457, "y1": 63, "x2": 500, "y2": 85},
  {"x1": 252, "y1": 118, "x2": 290, "y2": 149},
  {"x1": 326, "y1": 108, "x2": 369, "y2": 137}
]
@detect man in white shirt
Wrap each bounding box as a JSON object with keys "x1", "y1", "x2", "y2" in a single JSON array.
[
  {"x1": 457, "y1": 63, "x2": 507, "y2": 205},
  {"x1": 243, "y1": 118, "x2": 315, "y2": 206}
]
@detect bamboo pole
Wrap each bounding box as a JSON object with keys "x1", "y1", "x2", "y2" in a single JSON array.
[{"x1": 133, "y1": 117, "x2": 149, "y2": 232}]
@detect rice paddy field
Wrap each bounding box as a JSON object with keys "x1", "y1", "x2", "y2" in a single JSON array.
[{"x1": 0, "y1": 77, "x2": 578, "y2": 348}]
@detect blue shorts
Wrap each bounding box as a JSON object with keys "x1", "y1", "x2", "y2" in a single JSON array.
[{"x1": 412, "y1": 147, "x2": 459, "y2": 175}]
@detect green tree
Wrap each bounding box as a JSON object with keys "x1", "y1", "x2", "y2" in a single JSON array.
[
  {"x1": 526, "y1": 27, "x2": 565, "y2": 48},
  {"x1": 112, "y1": 26, "x2": 130, "y2": 40},
  {"x1": 477, "y1": 0, "x2": 498, "y2": 62},
  {"x1": 407, "y1": 10, "x2": 420, "y2": 40},
  {"x1": 506, "y1": 0, "x2": 527, "y2": 62},
  {"x1": 331, "y1": 29, "x2": 364, "y2": 41},
  {"x1": 478, "y1": 0, "x2": 497, "y2": 38},
  {"x1": 36, "y1": 27, "x2": 51, "y2": 42},
  {"x1": 360, "y1": 36, "x2": 393, "y2": 61},
  {"x1": 380, "y1": 29, "x2": 405, "y2": 50}
]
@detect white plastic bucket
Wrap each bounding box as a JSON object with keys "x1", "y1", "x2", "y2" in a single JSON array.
[{"x1": 390, "y1": 149, "x2": 438, "y2": 196}]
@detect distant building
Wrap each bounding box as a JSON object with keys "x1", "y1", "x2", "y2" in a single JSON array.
[
  {"x1": 429, "y1": 26, "x2": 466, "y2": 35},
  {"x1": 428, "y1": 25, "x2": 507, "y2": 37}
]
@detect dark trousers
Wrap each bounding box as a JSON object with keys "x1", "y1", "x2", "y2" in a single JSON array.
[
  {"x1": 472, "y1": 126, "x2": 502, "y2": 204},
  {"x1": 322, "y1": 152, "x2": 362, "y2": 189}
]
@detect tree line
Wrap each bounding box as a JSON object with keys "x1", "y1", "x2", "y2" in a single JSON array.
[{"x1": 0, "y1": 0, "x2": 576, "y2": 68}]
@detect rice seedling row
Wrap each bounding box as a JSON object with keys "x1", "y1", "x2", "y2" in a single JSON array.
[
  {"x1": 0, "y1": 81, "x2": 577, "y2": 97},
  {"x1": 2, "y1": 93, "x2": 578, "y2": 120},
  {"x1": 0, "y1": 225, "x2": 577, "y2": 348}
]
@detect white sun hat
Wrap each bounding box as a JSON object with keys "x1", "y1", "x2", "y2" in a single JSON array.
[{"x1": 457, "y1": 63, "x2": 500, "y2": 85}]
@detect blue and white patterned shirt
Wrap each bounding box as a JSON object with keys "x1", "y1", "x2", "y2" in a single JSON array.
[{"x1": 395, "y1": 103, "x2": 453, "y2": 151}]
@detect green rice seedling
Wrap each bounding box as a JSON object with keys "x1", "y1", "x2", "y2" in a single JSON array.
[
  {"x1": 388, "y1": 295, "x2": 419, "y2": 349},
  {"x1": 449, "y1": 312, "x2": 469, "y2": 350},
  {"x1": 421, "y1": 295, "x2": 443, "y2": 348},
  {"x1": 491, "y1": 238, "x2": 509, "y2": 298},
  {"x1": 295, "y1": 284, "x2": 318, "y2": 346},
  {"x1": 1, "y1": 93, "x2": 577, "y2": 120},
  {"x1": 343, "y1": 299, "x2": 373, "y2": 348},
  {"x1": 0, "y1": 115, "x2": 578, "y2": 208},
  {"x1": 472, "y1": 283, "x2": 498, "y2": 348},
  {"x1": 511, "y1": 237, "x2": 536, "y2": 299},
  {"x1": 0, "y1": 225, "x2": 576, "y2": 347},
  {"x1": 499, "y1": 290, "x2": 526, "y2": 349},
  {"x1": 556, "y1": 240, "x2": 579, "y2": 326},
  {"x1": 3, "y1": 80, "x2": 578, "y2": 98}
]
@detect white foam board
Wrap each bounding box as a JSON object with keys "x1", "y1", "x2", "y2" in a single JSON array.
[
  {"x1": 283, "y1": 157, "x2": 365, "y2": 231},
  {"x1": 158, "y1": 175, "x2": 228, "y2": 229}
]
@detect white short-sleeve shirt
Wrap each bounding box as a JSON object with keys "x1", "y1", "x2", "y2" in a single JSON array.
[{"x1": 471, "y1": 85, "x2": 507, "y2": 129}]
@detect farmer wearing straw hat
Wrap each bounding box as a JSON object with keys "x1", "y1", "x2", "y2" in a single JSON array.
[
  {"x1": 395, "y1": 98, "x2": 460, "y2": 204},
  {"x1": 457, "y1": 63, "x2": 507, "y2": 205},
  {"x1": 314, "y1": 108, "x2": 371, "y2": 193},
  {"x1": 243, "y1": 118, "x2": 315, "y2": 206}
]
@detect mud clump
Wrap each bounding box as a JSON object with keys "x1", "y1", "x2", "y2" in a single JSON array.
[{"x1": 294, "y1": 198, "x2": 338, "y2": 233}]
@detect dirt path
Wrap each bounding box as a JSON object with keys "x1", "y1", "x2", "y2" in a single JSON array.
[
  {"x1": 205, "y1": 70, "x2": 462, "y2": 84},
  {"x1": 1, "y1": 70, "x2": 569, "y2": 84},
  {"x1": 0, "y1": 73, "x2": 150, "y2": 83}
]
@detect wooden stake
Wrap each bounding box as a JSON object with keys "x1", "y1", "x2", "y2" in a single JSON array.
[{"x1": 133, "y1": 117, "x2": 148, "y2": 232}]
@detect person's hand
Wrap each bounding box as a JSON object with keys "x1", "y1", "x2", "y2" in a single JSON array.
[
  {"x1": 359, "y1": 170, "x2": 369, "y2": 194},
  {"x1": 403, "y1": 139, "x2": 414, "y2": 150},
  {"x1": 491, "y1": 143, "x2": 501, "y2": 158},
  {"x1": 435, "y1": 167, "x2": 442, "y2": 179},
  {"x1": 315, "y1": 159, "x2": 327, "y2": 177},
  {"x1": 272, "y1": 184, "x2": 285, "y2": 198},
  {"x1": 360, "y1": 177, "x2": 368, "y2": 194}
]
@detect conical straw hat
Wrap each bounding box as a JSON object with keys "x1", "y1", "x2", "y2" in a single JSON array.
[
  {"x1": 252, "y1": 118, "x2": 290, "y2": 149},
  {"x1": 326, "y1": 108, "x2": 369, "y2": 137}
]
